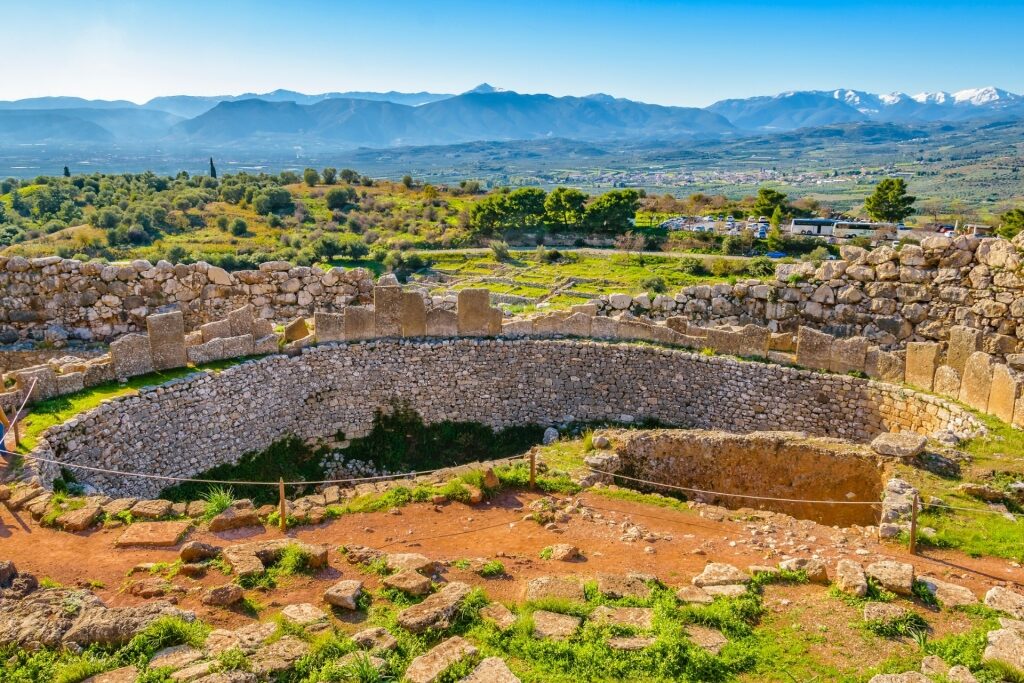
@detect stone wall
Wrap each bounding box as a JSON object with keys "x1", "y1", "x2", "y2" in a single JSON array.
[
  {"x1": 29, "y1": 338, "x2": 980, "y2": 499},
  {"x1": 595, "y1": 234, "x2": 1024, "y2": 356},
  {"x1": 0, "y1": 255, "x2": 375, "y2": 343}
]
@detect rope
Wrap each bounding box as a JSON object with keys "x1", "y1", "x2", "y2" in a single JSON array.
[
  {"x1": 2, "y1": 444, "x2": 523, "y2": 488},
  {"x1": 589, "y1": 467, "x2": 1024, "y2": 518}
]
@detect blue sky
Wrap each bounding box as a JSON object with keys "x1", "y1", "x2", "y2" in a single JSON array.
[{"x1": 7, "y1": 0, "x2": 1024, "y2": 106}]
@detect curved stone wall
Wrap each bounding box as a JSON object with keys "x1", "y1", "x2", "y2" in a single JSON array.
[{"x1": 30, "y1": 338, "x2": 980, "y2": 498}]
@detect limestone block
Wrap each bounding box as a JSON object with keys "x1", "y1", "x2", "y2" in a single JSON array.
[
  {"x1": 425, "y1": 308, "x2": 458, "y2": 337},
  {"x1": 769, "y1": 332, "x2": 796, "y2": 352},
  {"x1": 184, "y1": 331, "x2": 203, "y2": 346},
  {"x1": 401, "y1": 292, "x2": 427, "y2": 337},
  {"x1": 187, "y1": 338, "x2": 226, "y2": 365},
  {"x1": 254, "y1": 334, "x2": 281, "y2": 355},
  {"x1": 222, "y1": 334, "x2": 255, "y2": 358},
  {"x1": 933, "y1": 365, "x2": 961, "y2": 399},
  {"x1": 988, "y1": 364, "x2": 1021, "y2": 424},
  {"x1": 110, "y1": 333, "x2": 154, "y2": 379},
  {"x1": 146, "y1": 311, "x2": 187, "y2": 371},
  {"x1": 13, "y1": 365, "x2": 59, "y2": 402},
  {"x1": 56, "y1": 371, "x2": 85, "y2": 395},
  {"x1": 457, "y1": 288, "x2": 498, "y2": 336},
  {"x1": 200, "y1": 319, "x2": 232, "y2": 342},
  {"x1": 501, "y1": 319, "x2": 534, "y2": 337},
  {"x1": 795, "y1": 327, "x2": 833, "y2": 371},
  {"x1": 344, "y1": 307, "x2": 376, "y2": 341},
  {"x1": 374, "y1": 286, "x2": 404, "y2": 337},
  {"x1": 83, "y1": 359, "x2": 115, "y2": 387},
  {"x1": 533, "y1": 314, "x2": 561, "y2": 336},
  {"x1": 252, "y1": 318, "x2": 274, "y2": 337},
  {"x1": 227, "y1": 305, "x2": 255, "y2": 337},
  {"x1": 558, "y1": 312, "x2": 592, "y2": 337},
  {"x1": 905, "y1": 342, "x2": 940, "y2": 391},
  {"x1": 665, "y1": 316, "x2": 690, "y2": 334},
  {"x1": 959, "y1": 351, "x2": 995, "y2": 412},
  {"x1": 314, "y1": 311, "x2": 345, "y2": 343},
  {"x1": 590, "y1": 316, "x2": 619, "y2": 339},
  {"x1": 947, "y1": 326, "x2": 982, "y2": 375},
  {"x1": 705, "y1": 327, "x2": 740, "y2": 355},
  {"x1": 865, "y1": 349, "x2": 905, "y2": 383},
  {"x1": 284, "y1": 317, "x2": 310, "y2": 342},
  {"x1": 570, "y1": 304, "x2": 598, "y2": 316},
  {"x1": 830, "y1": 336, "x2": 868, "y2": 374}
]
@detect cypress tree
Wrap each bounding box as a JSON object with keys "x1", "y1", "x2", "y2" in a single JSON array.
[{"x1": 209, "y1": 157, "x2": 217, "y2": 179}]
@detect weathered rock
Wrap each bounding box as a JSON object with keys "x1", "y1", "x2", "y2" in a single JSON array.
[
  {"x1": 129, "y1": 499, "x2": 173, "y2": 519},
  {"x1": 397, "y1": 582, "x2": 473, "y2": 633},
  {"x1": 480, "y1": 603, "x2": 517, "y2": 630},
  {"x1": 525, "y1": 576, "x2": 585, "y2": 602},
  {"x1": 867, "y1": 674, "x2": 930, "y2": 683},
  {"x1": 871, "y1": 432, "x2": 928, "y2": 459},
  {"x1": 405, "y1": 636, "x2": 478, "y2": 683},
  {"x1": 201, "y1": 584, "x2": 243, "y2": 607},
  {"x1": 149, "y1": 644, "x2": 204, "y2": 670},
  {"x1": 250, "y1": 636, "x2": 310, "y2": 676},
  {"x1": 532, "y1": 610, "x2": 580, "y2": 640},
  {"x1": 692, "y1": 563, "x2": 750, "y2": 587},
  {"x1": 180, "y1": 541, "x2": 221, "y2": 563},
  {"x1": 82, "y1": 666, "x2": 139, "y2": 683},
  {"x1": 779, "y1": 558, "x2": 828, "y2": 583},
  {"x1": 208, "y1": 505, "x2": 262, "y2": 532},
  {"x1": 595, "y1": 573, "x2": 652, "y2": 600},
  {"x1": 686, "y1": 625, "x2": 728, "y2": 654},
  {"x1": 324, "y1": 579, "x2": 363, "y2": 610},
  {"x1": 833, "y1": 560, "x2": 868, "y2": 598},
  {"x1": 983, "y1": 628, "x2": 1024, "y2": 670},
  {"x1": 676, "y1": 585, "x2": 714, "y2": 605},
  {"x1": 547, "y1": 543, "x2": 580, "y2": 562},
  {"x1": 279, "y1": 603, "x2": 328, "y2": 626},
  {"x1": 351, "y1": 626, "x2": 398, "y2": 652},
  {"x1": 866, "y1": 561, "x2": 915, "y2": 595},
  {"x1": 0, "y1": 588, "x2": 104, "y2": 648},
  {"x1": 386, "y1": 552, "x2": 435, "y2": 574},
  {"x1": 383, "y1": 569, "x2": 432, "y2": 596},
  {"x1": 459, "y1": 657, "x2": 520, "y2": 683},
  {"x1": 917, "y1": 576, "x2": 977, "y2": 608},
  {"x1": 58, "y1": 504, "x2": 102, "y2": 532},
  {"x1": 64, "y1": 601, "x2": 195, "y2": 647},
  {"x1": 986, "y1": 586, "x2": 1024, "y2": 619}
]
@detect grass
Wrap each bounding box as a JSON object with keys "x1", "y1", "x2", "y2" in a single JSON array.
[
  {"x1": 199, "y1": 486, "x2": 234, "y2": 521},
  {"x1": 477, "y1": 560, "x2": 506, "y2": 578},
  {"x1": 862, "y1": 612, "x2": 929, "y2": 639},
  {"x1": 237, "y1": 543, "x2": 317, "y2": 590}
]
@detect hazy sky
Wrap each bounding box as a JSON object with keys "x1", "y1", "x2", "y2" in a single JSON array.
[{"x1": 7, "y1": 0, "x2": 1024, "y2": 106}]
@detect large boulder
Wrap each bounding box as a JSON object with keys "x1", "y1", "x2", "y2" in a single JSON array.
[
  {"x1": 866, "y1": 561, "x2": 915, "y2": 595},
  {"x1": 984, "y1": 628, "x2": 1024, "y2": 670},
  {"x1": 63, "y1": 601, "x2": 195, "y2": 647},
  {"x1": 397, "y1": 582, "x2": 473, "y2": 633},
  {"x1": 833, "y1": 560, "x2": 868, "y2": 598},
  {"x1": 986, "y1": 587, "x2": 1024, "y2": 619},
  {"x1": 0, "y1": 588, "x2": 104, "y2": 648}
]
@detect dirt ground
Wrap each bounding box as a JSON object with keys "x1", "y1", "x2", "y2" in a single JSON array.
[{"x1": 3, "y1": 488, "x2": 1022, "y2": 637}]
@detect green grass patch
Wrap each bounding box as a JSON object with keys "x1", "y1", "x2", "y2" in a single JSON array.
[{"x1": 237, "y1": 543, "x2": 317, "y2": 590}]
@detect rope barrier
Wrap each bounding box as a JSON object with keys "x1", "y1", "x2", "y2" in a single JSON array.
[{"x1": 1, "y1": 444, "x2": 524, "y2": 488}]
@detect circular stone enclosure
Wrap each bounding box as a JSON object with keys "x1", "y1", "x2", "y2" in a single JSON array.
[
  {"x1": 32, "y1": 338, "x2": 979, "y2": 499},
  {"x1": 610, "y1": 429, "x2": 888, "y2": 526}
]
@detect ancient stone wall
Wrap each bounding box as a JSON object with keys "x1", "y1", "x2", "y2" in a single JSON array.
[
  {"x1": 29, "y1": 338, "x2": 979, "y2": 499},
  {"x1": 595, "y1": 234, "x2": 1024, "y2": 356},
  {"x1": 0, "y1": 256, "x2": 374, "y2": 343}
]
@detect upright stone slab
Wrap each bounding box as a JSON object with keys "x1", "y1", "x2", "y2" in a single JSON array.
[
  {"x1": 705, "y1": 327, "x2": 740, "y2": 355},
  {"x1": 284, "y1": 317, "x2": 310, "y2": 342},
  {"x1": 344, "y1": 307, "x2": 376, "y2": 341},
  {"x1": 830, "y1": 336, "x2": 868, "y2": 374},
  {"x1": 14, "y1": 365, "x2": 59, "y2": 402},
  {"x1": 933, "y1": 365, "x2": 962, "y2": 399},
  {"x1": 865, "y1": 348, "x2": 905, "y2": 383},
  {"x1": 905, "y1": 342, "x2": 940, "y2": 391},
  {"x1": 200, "y1": 319, "x2": 233, "y2": 342},
  {"x1": 959, "y1": 351, "x2": 995, "y2": 412},
  {"x1": 314, "y1": 311, "x2": 345, "y2": 343},
  {"x1": 187, "y1": 338, "x2": 226, "y2": 365},
  {"x1": 988, "y1": 364, "x2": 1021, "y2": 424},
  {"x1": 796, "y1": 327, "x2": 833, "y2": 371},
  {"x1": 110, "y1": 333, "x2": 154, "y2": 379},
  {"x1": 146, "y1": 311, "x2": 187, "y2": 371},
  {"x1": 222, "y1": 334, "x2": 255, "y2": 358},
  {"x1": 425, "y1": 308, "x2": 458, "y2": 336},
  {"x1": 457, "y1": 288, "x2": 494, "y2": 336},
  {"x1": 374, "y1": 286, "x2": 404, "y2": 337},
  {"x1": 558, "y1": 312, "x2": 592, "y2": 337},
  {"x1": 590, "y1": 316, "x2": 619, "y2": 339},
  {"x1": 736, "y1": 325, "x2": 770, "y2": 358},
  {"x1": 501, "y1": 319, "x2": 534, "y2": 336},
  {"x1": 228, "y1": 305, "x2": 255, "y2": 337},
  {"x1": 401, "y1": 292, "x2": 427, "y2": 337},
  {"x1": 947, "y1": 326, "x2": 982, "y2": 375}
]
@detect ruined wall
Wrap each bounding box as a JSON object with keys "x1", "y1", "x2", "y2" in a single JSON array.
[
  {"x1": 0, "y1": 256, "x2": 374, "y2": 342},
  {"x1": 611, "y1": 429, "x2": 885, "y2": 526},
  {"x1": 595, "y1": 234, "x2": 1024, "y2": 356},
  {"x1": 30, "y1": 338, "x2": 979, "y2": 498}
]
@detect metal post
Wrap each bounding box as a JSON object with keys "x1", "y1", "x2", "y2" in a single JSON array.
[
  {"x1": 909, "y1": 493, "x2": 919, "y2": 555},
  {"x1": 529, "y1": 450, "x2": 536, "y2": 491},
  {"x1": 278, "y1": 478, "x2": 287, "y2": 532}
]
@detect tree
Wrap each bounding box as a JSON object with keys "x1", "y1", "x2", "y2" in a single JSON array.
[
  {"x1": 339, "y1": 168, "x2": 359, "y2": 183},
  {"x1": 230, "y1": 218, "x2": 248, "y2": 236},
  {"x1": 0, "y1": 201, "x2": 7, "y2": 224},
  {"x1": 209, "y1": 158, "x2": 217, "y2": 179},
  {"x1": 752, "y1": 187, "x2": 788, "y2": 217},
  {"x1": 401, "y1": 175, "x2": 413, "y2": 189},
  {"x1": 10, "y1": 189, "x2": 27, "y2": 216},
  {"x1": 325, "y1": 186, "x2": 357, "y2": 211},
  {"x1": 504, "y1": 188, "x2": 547, "y2": 227},
  {"x1": 997, "y1": 208, "x2": 1024, "y2": 239},
  {"x1": 770, "y1": 205, "x2": 785, "y2": 229},
  {"x1": 303, "y1": 168, "x2": 319, "y2": 187},
  {"x1": 321, "y1": 167, "x2": 337, "y2": 185},
  {"x1": 864, "y1": 178, "x2": 916, "y2": 223},
  {"x1": 583, "y1": 189, "x2": 641, "y2": 233},
  {"x1": 63, "y1": 166, "x2": 71, "y2": 178},
  {"x1": 544, "y1": 187, "x2": 587, "y2": 230}
]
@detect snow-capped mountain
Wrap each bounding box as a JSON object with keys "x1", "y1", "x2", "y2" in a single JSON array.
[{"x1": 708, "y1": 86, "x2": 1024, "y2": 131}]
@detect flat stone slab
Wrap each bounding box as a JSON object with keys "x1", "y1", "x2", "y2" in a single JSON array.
[
  {"x1": 82, "y1": 666, "x2": 139, "y2": 683},
  {"x1": 596, "y1": 573, "x2": 652, "y2": 600},
  {"x1": 130, "y1": 499, "x2": 173, "y2": 520},
  {"x1": 866, "y1": 561, "x2": 915, "y2": 596},
  {"x1": 387, "y1": 552, "x2": 435, "y2": 574},
  {"x1": 383, "y1": 569, "x2": 432, "y2": 596},
  {"x1": 480, "y1": 603, "x2": 517, "y2": 630},
  {"x1": 279, "y1": 603, "x2": 328, "y2": 625},
  {"x1": 532, "y1": 610, "x2": 580, "y2": 640},
  {"x1": 609, "y1": 636, "x2": 657, "y2": 651},
  {"x1": 590, "y1": 606, "x2": 654, "y2": 629},
  {"x1": 687, "y1": 625, "x2": 728, "y2": 654},
  {"x1": 352, "y1": 626, "x2": 398, "y2": 653},
  {"x1": 524, "y1": 576, "x2": 585, "y2": 602},
  {"x1": 692, "y1": 563, "x2": 750, "y2": 587},
  {"x1": 397, "y1": 582, "x2": 472, "y2": 633},
  {"x1": 676, "y1": 585, "x2": 714, "y2": 605},
  {"x1": 114, "y1": 521, "x2": 192, "y2": 548},
  {"x1": 459, "y1": 657, "x2": 520, "y2": 682},
  {"x1": 405, "y1": 636, "x2": 478, "y2": 683},
  {"x1": 872, "y1": 433, "x2": 928, "y2": 459},
  {"x1": 864, "y1": 602, "x2": 908, "y2": 622},
  {"x1": 987, "y1": 587, "x2": 1024, "y2": 619},
  {"x1": 984, "y1": 628, "x2": 1024, "y2": 670},
  {"x1": 918, "y1": 576, "x2": 977, "y2": 608},
  {"x1": 324, "y1": 579, "x2": 364, "y2": 610},
  {"x1": 250, "y1": 635, "x2": 310, "y2": 676},
  {"x1": 703, "y1": 584, "x2": 748, "y2": 598}
]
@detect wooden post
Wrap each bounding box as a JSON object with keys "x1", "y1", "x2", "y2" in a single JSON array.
[
  {"x1": 529, "y1": 449, "x2": 536, "y2": 491},
  {"x1": 278, "y1": 478, "x2": 287, "y2": 532},
  {"x1": 908, "y1": 493, "x2": 919, "y2": 555}
]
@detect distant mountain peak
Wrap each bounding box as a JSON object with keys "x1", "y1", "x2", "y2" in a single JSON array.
[
  {"x1": 464, "y1": 83, "x2": 506, "y2": 94},
  {"x1": 952, "y1": 86, "x2": 1018, "y2": 105}
]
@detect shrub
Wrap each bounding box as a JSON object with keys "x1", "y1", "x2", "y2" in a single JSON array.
[
  {"x1": 677, "y1": 256, "x2": 707, "y2": 276},
  {"x1": 489, "y1": 240, "x2": 511, "y2": 261},
  {"x1": 478, "y1": 560, "x2": 505, "y2": 578},
  {"x1": 640, "y1": 275, "x2": 667, "y2": 293}
]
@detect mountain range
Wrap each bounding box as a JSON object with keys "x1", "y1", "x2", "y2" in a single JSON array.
[{"x1": 0, "y1": 84, "x2": 1022, "y2": 149}]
